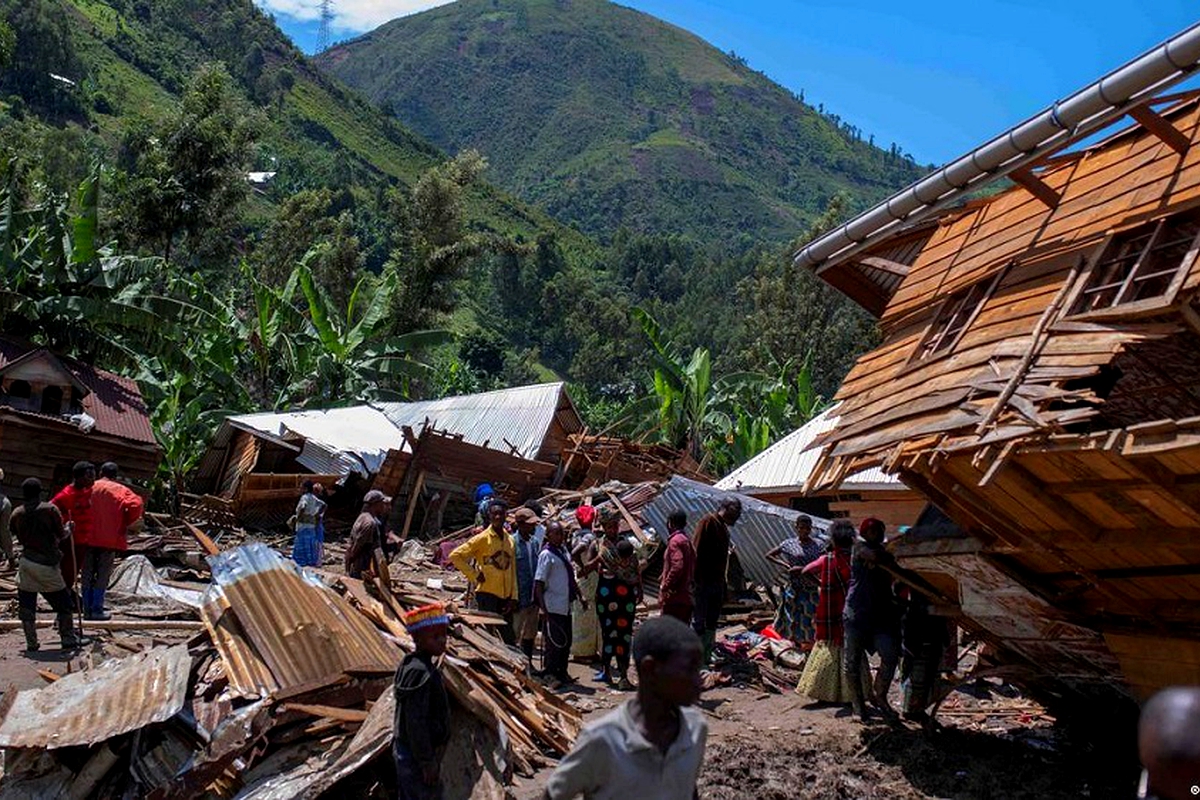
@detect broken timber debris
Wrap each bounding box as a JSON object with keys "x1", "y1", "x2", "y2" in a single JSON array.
[{"x1": 0, "y1": 542, "x2": 581, "y2": 798}]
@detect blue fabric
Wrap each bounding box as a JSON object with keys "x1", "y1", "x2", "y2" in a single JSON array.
[
  {"x1": 292, "y1": 528, "x2": 321, "y2": 567},
  {"x1": 513, "y1": 531, "x2": 542, "y2": 608},
  {"x1": 473, "y1": 484, "x2": 494, "y2": 503}
]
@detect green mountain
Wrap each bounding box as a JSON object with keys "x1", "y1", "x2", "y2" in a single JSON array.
[
  {"x1": 0, "y1": 0, "x2": 591, "y2": 251},
  {"x1": 319, "y1": 0, "x2": 926, "y2": 245}
]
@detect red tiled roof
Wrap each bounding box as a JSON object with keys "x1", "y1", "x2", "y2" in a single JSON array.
[{"x1": 0, "y1": 339, "x2": 156, "y2": 446}]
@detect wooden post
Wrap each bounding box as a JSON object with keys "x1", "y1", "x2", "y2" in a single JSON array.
[{"x1": 400, "y1": 470, "x2": 426, "y2": 541}]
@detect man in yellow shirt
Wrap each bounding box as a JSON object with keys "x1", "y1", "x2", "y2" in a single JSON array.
[{"x1": 450, "y1": 499, "x2": 518, "y2": 645}]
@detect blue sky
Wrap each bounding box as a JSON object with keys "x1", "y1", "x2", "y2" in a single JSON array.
[{"x1": 260, "y1": 0, "x2": 1199, "y2": 165}]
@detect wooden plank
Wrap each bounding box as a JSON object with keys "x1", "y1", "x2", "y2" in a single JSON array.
[
  {"x1": 1129, "y1": 105, "x2": 1191, "y2": 156},
  {"x1": 400, "y1": 470, "x2": 426, "y2": 541},
  {"x1": 281, "y1": 703, "x2": 370, "y2": 723},
  {"x1": 1010, "y1": 166, "x2": 1062, "y2": 209}
]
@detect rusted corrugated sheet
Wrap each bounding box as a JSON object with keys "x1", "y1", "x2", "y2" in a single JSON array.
[
  {"x1": 0, "y1": 645, "x2": 190, "y2": 749},
  {"x1": 202, "y1": 544, "x2": 400, "y2": 698},
  {"x1": 641, "y1": 477, "x2": 830, "y2": 587}
]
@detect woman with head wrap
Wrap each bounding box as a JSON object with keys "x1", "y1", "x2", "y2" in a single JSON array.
[
  {"x1": 580, "y1": 506, "x2": 642, "y2": 690},
  {"x1": 570, "y1": 504, "x2": 601, "y2": 661}
]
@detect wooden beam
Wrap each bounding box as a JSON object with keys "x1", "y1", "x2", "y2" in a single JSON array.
[
  {"x1": 400, "y1": 470, "x2": 426, "y2": 541},
  {"x1": 1129, "y1": 105, "x2": 1191, "y2": 155},
  {"x1": 1009, "y1": 166, "x2": 1061, "y2": 209},
  {"x1": 858, "y1": 255, "x2": 910, "y2": 277},
  {"x1": 1180, "y1": 302, "x2": 1200, "y2": 337}
]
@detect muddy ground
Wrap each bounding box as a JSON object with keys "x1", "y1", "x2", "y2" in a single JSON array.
[{"x1": 0, "y1": 554, "x2": 1142, "y2": 799}]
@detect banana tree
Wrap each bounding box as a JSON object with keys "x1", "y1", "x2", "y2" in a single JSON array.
[
  {"x1": 0, "y1": 160, "x2": 185, "y2": 368},
  {"x1": 295, "y1": 254, "x2": 451, "y2": 403}
]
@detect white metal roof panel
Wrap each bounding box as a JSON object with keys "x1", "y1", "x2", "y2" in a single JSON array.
[
  {"x1": 228, "y1": 406, "x2": 403, "y2": 477},
  {"x1": 715, "y1": 405, "x2": 900, "y2": 494},
  {"x1": 373, "y1": 382, "x2": 576, "y2": 460}
]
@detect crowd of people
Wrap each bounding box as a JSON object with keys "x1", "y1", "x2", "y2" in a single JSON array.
[{"x1": 0, "y1": 461, "x2": 144, "y2": 652}]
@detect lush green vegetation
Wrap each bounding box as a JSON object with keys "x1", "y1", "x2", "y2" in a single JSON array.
[
  {"x1": 321, "y1": 0, "x2": 928, "y2": 246},
  {"x1": 0, "y1": 0, "x2": 912, "y2": 493}
]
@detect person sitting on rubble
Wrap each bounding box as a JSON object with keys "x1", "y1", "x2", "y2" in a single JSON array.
[
  {"x1": 581, "y1": 508, "x2": 643, "y2": 690},
  {"x1": 0, "y1": 469, "x2": 13, "y2": 568},
  {"x1": 843, "y1": 517, "x2": 902, "y2": 722},
  {"x1": 393, "y1": 602, "x2": 451, "y2": 800},
  {"x1": 544, "y1": 615, "x2": 707, "y2": 800},
  {"x1": 659, "y1": 509, "x2": 695, "y2": 624},
  {"x1": 11, "y1": 478, "x2": 87, "y2": 651},
  {"x1": 765, "y1": 514, "x2": 823, "y2": 647},
  {"x1": 292, "y1": 480, "x2": 326, "y2": 569},
  {"x1": 51, "y1": 460, "x2": 96, "y2": 609},
  {"x1": 345, "y1": 490, "x2": 391, "y2": 581},
  {"x1": 83, "y1": 462, "x2": 145, "y2": 621},
  {"x1": 450, "y1": 499, "x2": 519, "y2": 645},
  {"x1": 570, "y1": 504, "x2": 601, "y2": 662},
  {"x1": 536, "y1": 521, "x2": 582, "y2": 688},
  {"x1": 512, "y1": 506, "x2": 545, "y2": 661}
]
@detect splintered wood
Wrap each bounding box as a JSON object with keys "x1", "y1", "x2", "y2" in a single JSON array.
[{"x1": 337, "y1": 575, "x2": 583, "y2": 775}]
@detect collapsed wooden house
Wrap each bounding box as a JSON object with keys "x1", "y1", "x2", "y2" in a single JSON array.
[
  {"x1": 0, "y1": 338, "x2": 160, "y2": 497},
  {"x1": 191, "y1": 383, "x2": 584, "y2": 529},
  {"x1": 716, "y1": 405, "x2": 925, "y2": 529},
  {"x1": 796, "y1": 26, "x2": 1200, "y2": 703}
]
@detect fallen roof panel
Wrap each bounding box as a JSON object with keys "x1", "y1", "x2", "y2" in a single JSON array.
[
  {"x1": 202, "y1": 543, "x2": 400, "y2": 698},
  {"x1": 0, "y1": 645, "x2": 190, "y2": 749},
  {"x1": 641, "y1": 476, "x2": 830, "y2": 587}
]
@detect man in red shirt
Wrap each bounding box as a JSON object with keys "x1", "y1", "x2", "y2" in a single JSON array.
[
  {"x1": 83, "y1": 462, "x2": 145, "y2": 620},
  {"x1": 51, "y1": 461, "x2": 95, "y2": 609},
  {"x1": 659, "y1": 510, "x2": 695, "y2": 624}
]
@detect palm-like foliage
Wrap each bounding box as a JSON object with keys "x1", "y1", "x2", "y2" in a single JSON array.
[
  {"x1": 295, "y1": 254, "x2": 451, "y2": 403},
  {"x1": 0, "y1": 160, "x2": 184, "y2": 367},
  {"x1": 630, "y1": 307, "x2": 827, "y2": 470}
]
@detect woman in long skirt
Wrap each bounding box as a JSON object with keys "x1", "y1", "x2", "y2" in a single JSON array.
[
  {"x1": 796, "y1": 519, "x2": 867, "y2": 703},
  {"x1": 581, "y1": 509, "x2": 641, "y2": 690},
  {"x1": 292, "y1": 481, "x2": 326, "y2": 568},
  {"x1": 570, "y1": 506, "x2": 601, "y2": 660},
  {"x1": 766, "y1": 515, "x2": 823, "y2": 646}
]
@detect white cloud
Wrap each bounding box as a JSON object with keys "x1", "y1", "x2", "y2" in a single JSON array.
[{"x1": 257, "y1": 0, "x2": 454, "y2": 33}]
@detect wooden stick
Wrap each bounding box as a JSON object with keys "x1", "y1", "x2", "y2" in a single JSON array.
[
  {"x1": 400, "y1": 470, "x2": 426, "y2": 541},
  {"x1": 975, "y1": 258, "x2": 1082, "y2": 435},
  {"x1": 281, "y1": 703, "x2": 370, "y2": 723},
  {"x1": 0, "y1": 619, "x2": 204, "y2": 631}
]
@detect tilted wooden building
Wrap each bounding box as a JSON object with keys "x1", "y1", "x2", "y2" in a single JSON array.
[
  {"x1": 797, "y1": 25, "x2": 1200, "y2": 703},
  {"x1": 0, "y1": 339, "x2": 160, "y2": 497}
]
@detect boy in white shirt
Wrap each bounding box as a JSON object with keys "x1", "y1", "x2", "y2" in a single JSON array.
[{"x1": 543, "y1": 616, "x2": 707, "y2": 800}]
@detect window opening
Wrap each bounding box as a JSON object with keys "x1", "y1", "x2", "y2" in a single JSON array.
[
  {"x1": 912, "y1": 271, "x2": 1003, "y2": 364},
  {"x1": 1070, "y1": 211, "x2": 1200, "y2": 315}
]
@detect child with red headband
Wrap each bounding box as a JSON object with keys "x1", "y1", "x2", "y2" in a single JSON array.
[{"x1": 394, "y1": 603, "x2": 451, "y2": 799}]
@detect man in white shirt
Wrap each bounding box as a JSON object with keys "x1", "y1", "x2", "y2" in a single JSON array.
[
  {"x1": 535, "y1": 521, "x2": 580, "y2": 687},
  {"x1": 543, "y1": 616, "x2": 707, "y2": 800}
]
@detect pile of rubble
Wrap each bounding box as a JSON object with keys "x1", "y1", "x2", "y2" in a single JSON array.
[{"x1": 0, "y1": 543, "x2": 580, "y2": 799}]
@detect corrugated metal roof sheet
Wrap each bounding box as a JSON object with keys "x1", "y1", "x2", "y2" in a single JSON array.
[
  {"x1": 715, "y1": 405, "x2": 900, "y2": 495},
  {"x1": 641, "y1": 477, "x2": 831, "y2": 587},
  {"x1": 374, "y1": 382, "x2": 579, "y2": 460},
  {"x1": 228, "y1": 406, "x2": 403, "y2": 477},
  {"x1": 202, "y1": 543, "x2": 400, "y2": 699},
  {"x1": 0, "y1": 645, "x2": 190, "y2": 749}
]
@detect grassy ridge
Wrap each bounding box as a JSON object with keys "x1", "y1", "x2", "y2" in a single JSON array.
[{"x1": 321, "y1": 0, "x2": 927, "y2": 245}]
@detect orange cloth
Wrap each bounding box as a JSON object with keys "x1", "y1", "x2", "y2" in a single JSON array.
[{"x1": 88, "y1": 478, "x2": 144, "y2": 551}]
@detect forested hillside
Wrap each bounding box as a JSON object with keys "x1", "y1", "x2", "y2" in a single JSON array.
[
  {"x1": 320, "y1": 0, "x2": 927, "y2": 245},
  {"x1": 0, "y1": 0, "x2": 910, "y2": 487}
]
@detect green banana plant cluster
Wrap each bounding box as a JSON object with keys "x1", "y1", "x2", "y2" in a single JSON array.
[
  {"x1": 629, "y1": 307, "x2": 826, "y2": 473},
  {"x1": 0, "y1": 158, "x2": 451, "y2": 499}
]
